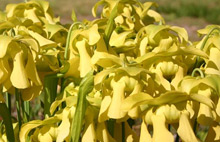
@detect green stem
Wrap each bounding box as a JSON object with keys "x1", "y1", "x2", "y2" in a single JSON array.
[
  {"x1": 195, "y1": 27, "x2": 220, "y2": 68},
  {"x1": 191, "y1": 68, "x2": 205, "y2": 78},
  {"x1": 200, "y1": 27, "x2": 220, "y2": 51},
  {"x1": 64, "y1": 22, "x2": 82, "y2": 60},
  {"x1": 44, "y1": 75, "x2": 59, "y2": 116},
  {"x1": 15, "y1": 89, "x2": 22, "y2": 130},
  {"x1": 0, "y1": 103, "x2": 15, "y2": 142},
  {"x1": 5, "y1": 92, "x2": 11, "y2": 113},
  {"x1": 168, "y1": 124, "x2": 171, "y2": 131},
  {"x1": 24, "y1": 101, "x2": 30, "y2": 121},
  {"x1": 193, "y1": 119, "x2": 198, "y2": 135},
  {"x1": 20, "y1": 98, "x2": 30, "y2": 123}
]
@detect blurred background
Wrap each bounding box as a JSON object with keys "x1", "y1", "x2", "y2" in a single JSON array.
[{"x1": 1, "y1": 0, "x2": 220, "y2": 41}]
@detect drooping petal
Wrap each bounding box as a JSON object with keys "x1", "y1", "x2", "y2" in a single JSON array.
[
  {"x1": 96, "y1": 122, "x2": 116, "y2": 142},
  {"x1": 56, "y1": 108, "x2": 71, "y2": 142},
  {"x1": 99, "y1": 96, "x2": 111, "y2": 122},
  {"x1": 10, "y1": 51, "x2": 30, "y2": 89},
  {"x1": 19, "y1": 120, "x2": 42, "y2": 142},
  {"x1": 108, "y1": 81, "x2": 126, "y2": 119},
  {"x1": 76, "y1": 39, "x2": 92, "y2": 77},
  {"x1": 197, "y1": 88, "x2": 216, "y2": 125},
  {"x1": 140, "y1": 120, "x2": 152, "y2": 142},
  {"x1": 151, "y1": 114, "x2": 174, "y2": 142},
  {"x1": 25, "y1": 52, "x2": 42, "y2": 86},
  {"x1": 177, "y1": 112, "x2": 198, "y2": 142}
]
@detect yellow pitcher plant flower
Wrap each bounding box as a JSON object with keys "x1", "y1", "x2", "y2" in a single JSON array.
[{"x1": 0, "y1": 0, "x2": 220, "y2": 142}]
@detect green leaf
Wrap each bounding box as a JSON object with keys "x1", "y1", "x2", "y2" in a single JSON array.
[
  {"x1": 43, "y1": 75, "x2": 59, "y2": 116},
  {"x1": 70, "y1": 71, "x2": 94, "y2": 142},
  {"x1": 0, "y1": 103, "x2": 15, "y2": 142}
]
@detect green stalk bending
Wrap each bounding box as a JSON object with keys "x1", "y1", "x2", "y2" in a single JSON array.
[
  {"x1": 64, "y1": 22, "x2": 83, "y2": 60},
  {"x1": 195, "y1": 27, "x2": 220, "y2": 68},
  {"x1": 191, "y1": 68, "x2": 205, "y2": 78}
]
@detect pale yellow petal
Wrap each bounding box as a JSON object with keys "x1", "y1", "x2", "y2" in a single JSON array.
[
  {"x1": 76, "y1": 39, "x2": 92, "y2": 77},
  {"x1": 177, "y1": 112, "x2": 198, "y2": 142},
  {"x1": 57, "y1": 108, "x2": 71, "y2": 142},
  {"x1": 151, "y1": 114, "x2": 174, "y2": 142},
  {"x1": 99, "y1": 96, "x2": 111, "y2": 122},
  {"x1": 10, "y1": 51, "x2": 30, "y2": 89},
  {"x1": 108, "y1": 81, "x2": 126, "y2": 119},
  {"x1": 140, "y1": 120, "x2": 152, "y2": 142},
  {"x1": 0, "y1": 35, "x2": 13, "y2": 58}
]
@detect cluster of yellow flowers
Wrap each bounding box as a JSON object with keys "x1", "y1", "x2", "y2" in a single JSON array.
[{"x1": 0, "y1": 0, "x2": 220, "y2": 142}]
